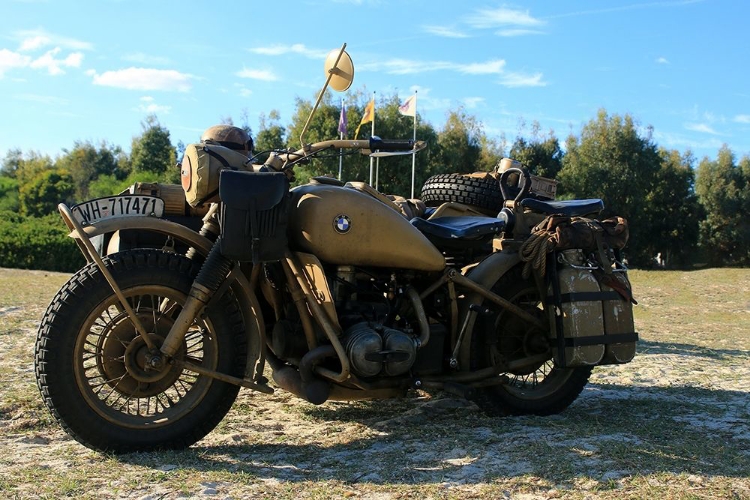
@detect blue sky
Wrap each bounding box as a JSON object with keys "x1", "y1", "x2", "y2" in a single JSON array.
[{"x1": 2, "y1": 0, "x2": 748, "y2": 163}]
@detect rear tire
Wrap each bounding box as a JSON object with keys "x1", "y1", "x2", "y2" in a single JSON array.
[
  {"x1": 470, "y1": 267, "x2": 592, "y2": 416},
  {"x1": 420, "y1": 173, "x2": 504, "y2": 215},
  {"x1": 34, "y1": 249, "x2": 247, "y2": 452}
]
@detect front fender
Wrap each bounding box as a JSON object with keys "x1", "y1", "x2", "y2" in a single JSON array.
[
  {"x1": 75, "y1": 215, "x2": 266, "y2": 383},
  {"x1": 76, "y1": 216, "x2": 213, "y2": 255}
]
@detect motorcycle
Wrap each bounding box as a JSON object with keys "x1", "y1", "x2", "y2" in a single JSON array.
[{"x1": 34, "y1": 45, "x2": 638, "y2": 453}]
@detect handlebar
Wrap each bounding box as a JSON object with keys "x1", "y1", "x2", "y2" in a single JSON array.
[
  {"x1": 368, "y1": 136, "x2": 416, "y2": 152},
  {"x1": 263, "y1": 137, "x2": 423, "y2": 172}
]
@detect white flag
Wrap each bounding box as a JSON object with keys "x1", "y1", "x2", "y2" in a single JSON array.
[{"x1": 398, "y1": 95, "x2": 417, "y2": 117}]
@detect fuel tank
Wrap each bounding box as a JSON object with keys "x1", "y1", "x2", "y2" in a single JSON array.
[{"x1": 289, "y1": 183, "x2": 445, "y2": 271}]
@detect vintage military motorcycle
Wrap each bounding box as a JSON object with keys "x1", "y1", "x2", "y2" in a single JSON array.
[{"x1": 35, "y1": 45, "x2": 638, "y2": 453}]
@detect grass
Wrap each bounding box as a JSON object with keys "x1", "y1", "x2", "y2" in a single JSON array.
[{"x1": 0, "y1": 267, "x2": 748, "y2": 499}]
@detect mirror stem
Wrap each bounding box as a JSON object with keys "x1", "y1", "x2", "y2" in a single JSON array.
[{"x1": 299, "y1": 43, "x2": 347, "y2": 150}]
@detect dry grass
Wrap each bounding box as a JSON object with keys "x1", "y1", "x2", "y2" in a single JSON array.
[{"x1": 0, "y1": 267, "x2": 748, "y2": 499}]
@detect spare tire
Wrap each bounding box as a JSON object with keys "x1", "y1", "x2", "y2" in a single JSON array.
[{"x1": 420, "y1": 173, "x2": 504, "y2": 215}]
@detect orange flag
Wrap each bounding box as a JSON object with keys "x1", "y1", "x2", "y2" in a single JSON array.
[{"x1": 355, "y1": 99, "x2": 375, "y2": 138}]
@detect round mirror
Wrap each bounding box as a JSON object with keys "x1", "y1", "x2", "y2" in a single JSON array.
[{"x1": 325, "y1": 48, "x2": 354, "y2": 92}]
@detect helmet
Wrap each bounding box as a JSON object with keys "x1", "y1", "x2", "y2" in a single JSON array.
[{"x1": 200, "y1": 125, "x2": 253, "y2": 154}]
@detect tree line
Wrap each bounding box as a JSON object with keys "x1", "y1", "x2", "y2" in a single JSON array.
[{"x1": 1, "y1": 90, "x2": 749, "y2": 269}]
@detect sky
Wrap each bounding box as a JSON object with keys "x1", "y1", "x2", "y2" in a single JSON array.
[{"x1": 2, "y1": 0, "x2": 749, "y2": 164}]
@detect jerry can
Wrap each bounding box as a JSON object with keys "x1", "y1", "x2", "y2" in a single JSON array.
[
  {"x1": 548, "y1": 250, "x2": 605, "y2": 367},
  {"x1": 600, "y1": 271, "x2": 637, "y2": 364}
]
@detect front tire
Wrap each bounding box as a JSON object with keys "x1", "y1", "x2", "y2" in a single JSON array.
[
  {"x1": 35, "y1": 249, "x2": 247, "y2": 452},
  {"x1": 471, "y1": 267, "x2": 592, "y2": 416}
]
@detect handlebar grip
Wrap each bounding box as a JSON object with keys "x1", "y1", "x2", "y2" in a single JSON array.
[{"x1": 369, "y1": 136, "x2": 415, "y2": 151}]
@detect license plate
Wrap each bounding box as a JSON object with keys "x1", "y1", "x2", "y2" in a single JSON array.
[{"x1": 71, "y1": 196, "x2": 165, "y2": 224}]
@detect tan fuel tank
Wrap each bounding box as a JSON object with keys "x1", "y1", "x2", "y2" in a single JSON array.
[{"x1": 289, "y1": 184, "x2": 445, "y2": 271}]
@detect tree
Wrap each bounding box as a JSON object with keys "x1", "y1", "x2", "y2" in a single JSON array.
[
  {"x1": 559, "y1": 110, "x2": 663, "y2": 266},
  {"x1": 642, "y1": 149, "x2": 701, "y2": 267},
  {"x1": 431, "y1": 108, "x2": 483, "y2": 175},
  {"x1": 19, "y1": 168, "x2": 75, "y2": 216},
  {"x1": 509, "y1": 124, "x2": 563, "y2": 179},
  {"x1": 130, "y1": 115, "x2": 177, "y2": 182},
  {"x1": 55, "y1": 140, "x2": 124, "y2": 200},
  {"x1": 695, "y1": 145, "x2": 750, "y2": 266},
  {"x1": 13, "y1": 151, "x2": 55, "y2": 188},
  {"x1": 1, "y1": 148, "x2": 23, "y2": 178},
  {"x1": 477, "y1": 135, "x2": 505, "y2": 173},
  {"x1": 254, "y1": 110, "x2": 287, "y2": 155},
  {"x1": 0, "y1": 176, "x2": 19, "y2": 211}
]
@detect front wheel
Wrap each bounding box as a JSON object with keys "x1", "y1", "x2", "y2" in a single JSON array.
[
  {"x1": 34, "y1": 249, "x2": 247, "y2": 452},
  {"x1": 471, "y1": 267, "x2": 592, "y2": 416}
]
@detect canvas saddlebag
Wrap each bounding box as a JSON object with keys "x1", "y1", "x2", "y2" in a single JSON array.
[
  {"x1": 218, "y1": 170, "x2": 290, "y2": 264},
  {"x1": 180, "y1": 142, "x2": 251, "y2": 207}
]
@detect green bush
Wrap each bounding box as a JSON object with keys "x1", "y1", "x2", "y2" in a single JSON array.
[{"x1": 0, "y1": 211, "x2": 85, "y2": 272}]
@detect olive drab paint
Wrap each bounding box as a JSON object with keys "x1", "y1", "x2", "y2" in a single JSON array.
[
  {"x1": 549, "y1": 249, "x2": 638, "y2": 367},
  {"x1": 549, "y1": 264, "x2": 606, "y2": 366},
  {"x1": 600, "y1": 272, "x2": 637, "y2": 364},
  {"x1": 288, "y1": 183, "x2": 445, "y2": 272}
]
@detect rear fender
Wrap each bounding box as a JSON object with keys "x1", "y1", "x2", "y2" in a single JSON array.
[
  {"x1": 457, "y1": 251, "x2": 522, "y2": 368},
  {"x1": 76, "y1": 215, "x2": 265, "y2": 383}
]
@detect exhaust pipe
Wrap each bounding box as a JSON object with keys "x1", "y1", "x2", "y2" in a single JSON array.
[{"x1": 265, "y1": 347, "x2": 335, "y2": 405}]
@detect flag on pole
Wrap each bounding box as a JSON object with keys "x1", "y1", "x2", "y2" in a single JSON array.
[
  {"x1": 338, "y1": 101, "x2": 348, "y2": 137},
  {"x1": 355, "y1": 99, "x2": 375, "y2": 138},
  {"x1": 398, "y1": 94, "x2": 417, "y2": 117}
]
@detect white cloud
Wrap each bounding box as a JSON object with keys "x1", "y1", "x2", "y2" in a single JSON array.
[
  {"x1": 734, "y1": 115, "x2": 750, "y2": 124},
  {"x1": 29, "y1": 47, "x2": 83, "y2": 75},
  {"x1": 498, "y1": 72, "x2": 546, "y2": 88},
  {"x1": 15, "y1": 29, "x2": 93, "y2": 52},
  {"x1": 248, "y1": 43, "x2": 328, "y2": 59},
  {"x1": 464, "y1": 7, "x2": 545, "y2": 29},
  {"x1": 236, "y1": 68, "x2": 278, "y2": 81},
  {"x1": 91, "y1": 67, "x2": 193, "y2": 92},
  {"x1": 15, "y1": 93, "x2": 69, "y2": 105},
  {"x1": 422, "y1": 25, "x2": 470, "y2": 38},
  {"x1": 460, "y1": 60, "x2": 506, "y2": 74},
  {"x1": 361, "y1": 58, "x2": 506, "y2": 76},
  {"x1": 495, "y1": 29, "x2": 545, "y2": 37},
  {"x1": 0, "y1": 49, "x2": 31, "y2": 77},
  {"x1": 656, "y1": 57, "x2": 670, "y2": 64},
  {"x1": 122, "y1": 53, "x2": 172, "y2": 66},
  {"x1": 685, "y1": 123, "x2": 720, "y2": 135},
  {"x1": 462, "y1": 97, "x2": 485, "y2": 109},
  {"x1": 136, "y1": 96, "x2": 170, "y2": 114},
  {"x1": 19, "y1": 35, "x2": 51, "y2": 52}
]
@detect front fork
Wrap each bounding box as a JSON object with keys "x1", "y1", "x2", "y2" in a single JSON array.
[{"x1": 160, "y1": 242, "x2": 233, "y2": 357}]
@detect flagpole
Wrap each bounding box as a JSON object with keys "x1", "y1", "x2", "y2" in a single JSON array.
[
  {"x1": 410, "y1": 90, "x2": 417, "y2": 199},
  {"x1": 369, "y1": 91, "x2": 375, "y2": 186}
]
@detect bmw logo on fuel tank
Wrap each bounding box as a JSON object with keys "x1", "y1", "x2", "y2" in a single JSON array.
[{"x1": 334, "y1": 214, "x2": 351, "y2": 234}]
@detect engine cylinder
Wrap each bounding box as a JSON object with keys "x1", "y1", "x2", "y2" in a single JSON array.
[{"x1": 343, "y1": 323, "x2": 383, "y2": 378}]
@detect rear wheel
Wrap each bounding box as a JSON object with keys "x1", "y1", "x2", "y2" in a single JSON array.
[
  {"x1": 471, "y1": 267, "x2": 592, "y2": 415},
  {"x1": 35, "y1": 249, "x2": 247, "y2": 452}
]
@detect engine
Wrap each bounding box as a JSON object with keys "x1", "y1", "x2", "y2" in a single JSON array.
[
  {"x1": 266, "y1": 262, "x2": 446, "y2": 378},
  {"x1": 331, "y1": 265, "x2": 419, "y2": 378},
  {"x1": 342, "y1": 322, "x2": 416, "y2": 377}
]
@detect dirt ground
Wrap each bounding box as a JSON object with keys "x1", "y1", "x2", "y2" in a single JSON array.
[{"x1": 0, "y1": 267, "x2": 748, "y2": 499}]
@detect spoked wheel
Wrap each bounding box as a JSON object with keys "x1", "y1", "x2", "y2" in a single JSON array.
[
  {"x1": 471, "y1": 267, "x2": 592, "y2": 416},
  {"x1": 35, "y1": 250, "x2": 247, "y2": 452}
]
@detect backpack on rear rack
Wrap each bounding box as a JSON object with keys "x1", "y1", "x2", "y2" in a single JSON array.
[{"x1": 180, "y1": 141, "x2": 251, "y2": 207}]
